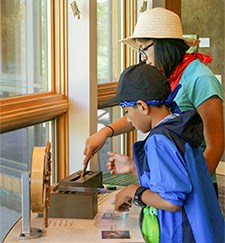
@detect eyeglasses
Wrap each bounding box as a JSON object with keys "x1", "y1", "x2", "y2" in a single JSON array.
[{"x1": 139, "y1": 42, "x2": 154, "y2": 62}]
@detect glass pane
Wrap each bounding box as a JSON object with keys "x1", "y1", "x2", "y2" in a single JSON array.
[
  {"x1": 0, "y1": 0, "x2": 50, "y2": 98},
  {"x1": 97, "y1": 106, "x2": 123, "y2": 173},
  {"x1": 98, "y1": 106, "x2": 140, "y2": 186},
  {"x1": 97, "y1": 1, "x2": 139, "y2": 186},
  {"x1": 0, "y1": 122, "x2": 55, "y2": 179},
  {"x1": 97, "y1": 0, "x2": 122, "y2": 84},
  {"x1": 0, "y1": 121, "x2": 55, "y2": 241},
  {"x1": 97, "y1": 0, "x2": 123, "y2": 177}
]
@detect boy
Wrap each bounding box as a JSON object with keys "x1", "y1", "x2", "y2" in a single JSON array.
[{"x1": 101, "y1": 63, "x2": 224, "y2": 243}]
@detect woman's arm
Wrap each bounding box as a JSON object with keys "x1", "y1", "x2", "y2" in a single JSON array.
[
  {"x1": 83, "y1": 116, "x2": 135, "y2": 165},
  {"x1": 197, "y1": 96, "x2": 224, "y2": 175}
]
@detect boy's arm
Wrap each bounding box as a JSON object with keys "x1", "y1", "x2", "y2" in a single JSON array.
[
  {"x1": 115, "y1": 185, "x2": 181, "y2": 212},
  {"x1": 141, "y1": 188, "x2": 181, "y2": 212}
]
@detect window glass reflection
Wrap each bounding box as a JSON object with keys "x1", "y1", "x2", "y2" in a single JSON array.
[
  {"x1": 0, "y1": 0, "x2": 50, "y2": 98},
  {"x1": 97, "y1": 0, "x2": 122, "y2": 84}
]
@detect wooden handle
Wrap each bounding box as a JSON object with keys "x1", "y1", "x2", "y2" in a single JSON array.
[{"x1": 81, "y1": 163, "x2": 88, "y2": 177}]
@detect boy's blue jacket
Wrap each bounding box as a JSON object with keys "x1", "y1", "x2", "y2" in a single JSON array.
[{"x1": 133, "y1": 110, "x2": 225, "y2": 243}]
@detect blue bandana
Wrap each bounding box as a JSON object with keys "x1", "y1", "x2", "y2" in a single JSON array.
[{"x1": 119, "y1": 84, "x2": 182, "y2": 114}]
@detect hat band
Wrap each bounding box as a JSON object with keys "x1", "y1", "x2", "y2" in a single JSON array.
[
  {"x1": 120, "y1": 100, "x2": 164, "y2": 108},
  {"x1": 119, "y1": 84, "x2": 182, "y2": 114}
]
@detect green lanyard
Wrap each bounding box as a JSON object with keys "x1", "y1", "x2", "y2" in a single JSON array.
[{"x1": 141, "y1": 206, "x2": 160, "y2": 243}]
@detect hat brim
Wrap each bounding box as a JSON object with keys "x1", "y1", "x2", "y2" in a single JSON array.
[
  {"x1": 98, "y1": 96, "x2": 120, "y2": 109},
  {"x1": 120, "y1": 35, "x2": 200, "y2": 50}
]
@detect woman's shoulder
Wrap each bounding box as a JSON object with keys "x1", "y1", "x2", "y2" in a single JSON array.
[
  {"x1": 183, "y1": 59, "x2": 214, "y2": 77},
  {"x1": 181, "y1": 59, "x2": 221, "y2": 89},
  {"x1": 178, "y1": 59, "x2": 223, "y2": 106}
]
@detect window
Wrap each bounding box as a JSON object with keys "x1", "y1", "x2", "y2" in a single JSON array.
[
  {"x1": 0, "y1": 0, "x2": 69, "y2": 229},
  {"x1": 0, "y1": 0, "x2": 69, "y2": 178}
]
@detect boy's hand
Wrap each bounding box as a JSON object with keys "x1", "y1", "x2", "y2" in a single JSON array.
[
  {"x1": 106, "y1": 151, "x2": 137, "y2": 175},
  {"x1": 115, "y1": 185, "x2": 139, "y2": 211},
  {"x1": 118, "y1": 199, "x2": 132, "y2": 212}
]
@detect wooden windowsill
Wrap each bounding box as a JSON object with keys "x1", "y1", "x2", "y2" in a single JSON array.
[{"x1": 0, "y1": 92, "x2": 69, "y2": 133}]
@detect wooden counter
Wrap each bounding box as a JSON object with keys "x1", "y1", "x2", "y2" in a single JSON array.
[{"x1": 3, "y1": 189, "x2": 145, "y2": 243}]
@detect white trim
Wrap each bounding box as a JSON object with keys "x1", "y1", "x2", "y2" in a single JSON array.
[{"x1": 68, "y1": 0, "x2": 98, "y2": 173}]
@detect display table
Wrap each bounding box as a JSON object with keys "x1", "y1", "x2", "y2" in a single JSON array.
[{"x1": 3, "y1": 189, "x2": 145, "y2": 243}]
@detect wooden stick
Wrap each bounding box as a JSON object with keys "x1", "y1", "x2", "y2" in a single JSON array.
[{"x1": 81, "y1": 163, "x2": 88, "y2": 177}]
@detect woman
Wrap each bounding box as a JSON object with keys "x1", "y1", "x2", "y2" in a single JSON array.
[{"x1": 83, "y1": 8, "x2": 224, "y2": 193}]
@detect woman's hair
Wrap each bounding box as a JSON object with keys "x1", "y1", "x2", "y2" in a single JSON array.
[
  {"x1": 153, "y1": 38, "x2": 189, "y2": 79},
  {"x1": 135, "y1": 38, "x2": 190, "y2": 79}
]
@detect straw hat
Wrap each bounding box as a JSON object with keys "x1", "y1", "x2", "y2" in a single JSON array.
[{"x1": 121, "y1": 7, "x2": 200, "y2": 50}]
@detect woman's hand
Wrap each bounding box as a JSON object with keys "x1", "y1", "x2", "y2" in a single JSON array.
[
  {"x1": 83, "y1": 117, "x2": 135, "y2": 166},
  {"x1": 115, "y1": 185, "x2": 138, "y2": 211},
  {"x1": 106, "y1": 151, "x2": 137, "y2": 175},
  {"x1": 83, "y1": 127, "x2": 112, "y2": 166}
]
